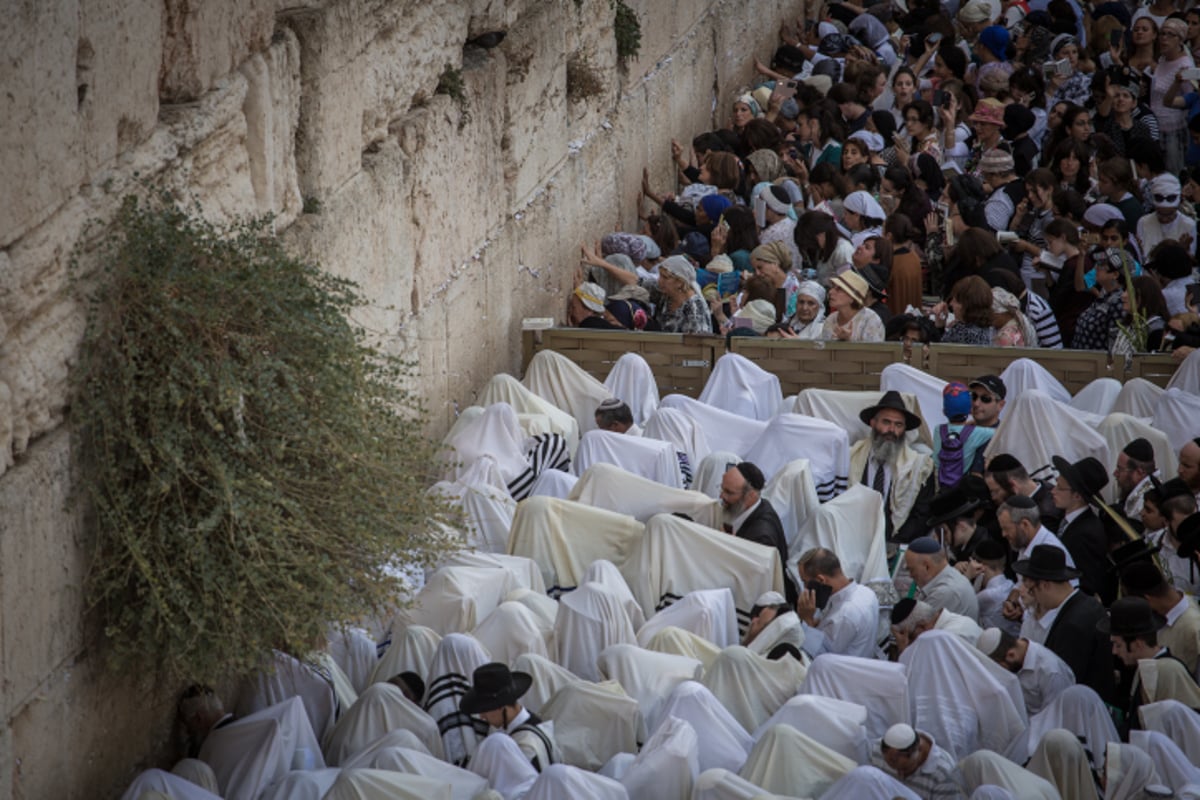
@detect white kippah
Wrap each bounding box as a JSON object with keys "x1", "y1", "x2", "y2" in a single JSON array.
[
  {"x1": 883, "y1": 723, "x2": 918, "y2": 750},
  {"x1": 976, "y1": 627, "x2": 1003, "y2": 657},
  {"x1": 755, "y1": 591, "x2": 787, "y2": 607}
]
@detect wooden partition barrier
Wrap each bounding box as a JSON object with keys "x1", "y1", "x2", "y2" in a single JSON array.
[
  {"x1": 1124, "y1": 353, "x2": 1182, "y2": 388},
  {"x1": 727, "y1": 339, "x2": 907, "y2": 395},
  {"x1": 522, "y1": 329, "x2": 719, "y2": 398},
  {"x1": 926, "y1": 345, "x2": 1114, "y2": 395}
]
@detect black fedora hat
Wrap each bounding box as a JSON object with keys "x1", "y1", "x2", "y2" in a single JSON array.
[
  {"x1": 927, "y1": 484, "x2": 984, "y2": 528},
  {"x1": 1012, "y1": 544, "x2": 1081, "y2": 582},
  {"x1": 859, "y1": 390, "x2": 921, "y2": 431},
  {"x1": 1176, "y1": 512, "x2": 1200, "y2": 562},
  {"x1": 1052, "y1": 455, "x2": 1109, "y2": 499},
  {"x1": 1096, "y1": 596, "x2": 1166, "y2": 636},
  {"x1": 459, "y1": 663, "x2": 533, "y2": 715}
]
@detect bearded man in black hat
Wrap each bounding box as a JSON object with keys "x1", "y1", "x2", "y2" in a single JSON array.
[
  {"x1": 1114, "y1": 438, "x2": 1158, "y2": 523},
  {"x1": 849, "y1": 391, "x2": 936, "y2": 545},
  {"x1": 1051, "y1": 455, "x2": 1117, "y2": 605},
  {"x1": 460, "y1": 663, "x2": 559, "y2": 772},
  {"x1": 1014, "y1": 544, "x2": 1114, "y2": 702}
]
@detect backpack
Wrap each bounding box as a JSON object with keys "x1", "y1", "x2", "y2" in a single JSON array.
[{"x1": 937, "y1": 422, "x2": 975, "y2": 488}]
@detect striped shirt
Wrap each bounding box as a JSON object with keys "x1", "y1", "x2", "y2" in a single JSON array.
[
  {"x1": 1025, "y1": 291, "x2": 1062, "y2": 349},
  {"x1": 871, "y1": 734, "x2": 968, "y2": 799}
]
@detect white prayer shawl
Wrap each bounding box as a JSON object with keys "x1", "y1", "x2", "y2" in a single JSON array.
[
  {"x1": 636, "y1": 588, "x2": 739, "y2": 649},
  {"x1": 479, "y1": 373, "x2": 581, "y2": 456},
  {"x1": 539, "y1": 681, "x2": 641, "y2": 771},
  {"x1": 700, "y1": 646, "x2": 807, "y2": 732},
  {"x1": 339, "y1": 729, "x2": 432, "y2": 765},
  {"x1": 622, "y1": 513, "x2": 784, "y2": 636},
  {"x1": 260, "y1": 768, "x2": 341, "y2": 800},
  {"x1": 1105, "y1": 742, "x2": 1161, "y2": 800},
  {"x1": 507, "y1": 496, "x2": 645, "y2": 596},
  {"x1": 659, "y1": 394, "x2": 769, "y2": 456},
  {"x1": 1112, "y1": 377, "x2": 1164, "y2": 418},
  {"x1": 983, "y1": 389, "x2": 1110, "y2": 472},
  {"x1": 120, "y1": 770, "x2": 222, "y2": 800},
  {"x1": 642, "y1": 406, "x2": 712, "y2": 468},
  {"x1": 1000, "y1": 358, "x2": 1072, "y2": 405},
  {"x1": 599, "y1": 752, "x2": 636, "y2": 781},
  {"x1": 470, "y1": 733, "x2": 538, "y2": 800},
  {"x1": 235, "y1": 650, "x2": 339, "y2": 745},
  {"x1": 1097, "y1": 413, "x2": 1178, "y2": 504},
  {"x1": 692, "y1": 768, "x2": 773, "y2": 800},
  {"x1": 761, "y1": 458, "x2": 821, "y2": 555},
  {"x1": 471, "y1": 601, "x2": 550, "y2": 667},
  {"x1": 790, "y1": 388, "x2": 934, "y2": 448},
  {"x1": 569, "y1": 462, "x2": 720, "y2": 529},
  {"x1": 789, "y1": 483, "x2": 888, "y2": 584},
  {"x1": 396, "y1": 565, "x2": 521, "y2": 636},
  {"x1": 328, "y1": 628, "x2": 380, "y2": 696},
  {"x1": 848, "y1": 441, "x2": 934, "y2": 548},
  {"x1": 958, "y1": 750, "x2": 1059, "y2": 800},
  {"x1": 694, "y1": 451, "x2": 743, "y2": 499},
  {"x1": 740, "y1": 724, "x2": 856, "y2": 798},
  {"x1": 583, "y1": 559, "x2": 647, "y2": 630},
  {"x1": 424, "y1": 633, "x2": 492, "y2": 767},
  {"x1": 1152, "y1": 387, "x2": 1200, "y2": 444},
  {"x1": 1139, "y1": 699, "x2": 1200, "y2": 763},
  {"x1": 1012, "y1": 685, "x2": 1118, "y2": 770},
  {"x1": 1070, "y1": 377, "x2": 1122, "y2": 417},
  {"x1": 442, "y1": 550, "x2": 547, "y2": 595},
  {"x1": 604, "y1": 352, "x2": 660, "y2": 426},
  {"x1": 1026, "y1": 727, "x2": 1100, "y2": 800},
  {"x1": 512, "y1": 652, "x2": 581, "y2": 715},
  {"x1": 348, "y1": 746, "x2": 488, "y2": 800},
  {"x1": 442, "y1": 403, "x2": 530, "y2": 486},
  {"x1": 528, "y1": 467, "x2": 578, "y2": 499},
  {"x1": 505, "y1": 588, "x2": 558, "y2": 639},
  {"x1": 574, "y1": 429, "x2": 683, "y2": 488},
  {"x1": 316, "y1": 651, "x2": 360, "y2": 726},
  {"x1": 742, "y1": 413, "x2": 850, "y2": 499},
  {"x1": 199, "y1": 696, "x2": 324, "y2": 800},
  {"x1": 324, "y1": 683, "x2": 444, "y2": 766},
  {"x1": 1166, "y1": 345, "x2": 1200, "y2": 393},
  {"x1": 1139, "y1": 653, "x2": 1200, "y2": 707},
  {"x1": 525, "y1": 763, "x2": 630, "y2": 800},
  {"x1": 645, "y1": 626, "x2": 723, "y2": 670},
  {"x1": 555, "y1": 582, "x2": 637, "y2": 681},
  {"x1": 821, "y1": 764, "x2": 921, "y2": 800},
  {"x1": 699, "y1": 353, "x2": 784, "y2": 421},
  {"x1": 522, "y1": 350, "x2": 611, "y2": 435},
  {"x1": 371, "y1": 624, "x2": 441, "y2": 688},
  {"x1": 752, "y1": 694, "x2": 871, "y2": 765},
  {"x1": 744, "y1": 612, "x2": 805, "y2": 660},
  {"x1": 324, "y1": 768, "x2": 453, "y2": 800},
  {"x1": 801, "y1": 654, "x2": 909, "y2": 739},
  {"x1": 598, "y1": 644, "x2": 704, "y2": 738},
  {"x1": 880, "y1": 362, "x2": 949, "y2": 430},
  {"x1": 619, "y1": 716, "x2": 699, "y2": 800},
  {"x1": 900, "y1": 630, "x2": 1027, "y2": 760},
  {"x1": 431, "y1": 468, "x2": 517, "y2": 554},
  {"x1": 933, "y1": 608, "x2": 984, "y2": 645},
  {"x1": 1131, "y1": 729, "x2": 1200, "y2": 793},
  {"x1": 649, "y1": 681, "x2": 754, "y2": 774},
  {"x1": 969, "y1": 787, "x2": 1016, "y2": 800}
]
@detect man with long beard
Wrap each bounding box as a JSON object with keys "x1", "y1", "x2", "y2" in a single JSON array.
[{"x1": 849, "y1": 391, "x2": 936, "y2": 546}]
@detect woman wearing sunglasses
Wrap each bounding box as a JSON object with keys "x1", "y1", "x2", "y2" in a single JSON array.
[{"x1": 1137, "y1": 173, "x2": 1197, "y2": 259}]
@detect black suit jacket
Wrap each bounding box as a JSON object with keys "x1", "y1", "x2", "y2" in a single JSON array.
[
  {"x1": 1031, "y1": 482, "x2": 1062, "y2": 532},
  {"x1": 736, "y1": 499, "x2": 797, "y2": 604},
  {"x1": 1044, "y1": 591, "x2": 1115, "y2": 702},
  {"x1": 1059, "y1": 509, "x2": 1116, "y2": 605}
]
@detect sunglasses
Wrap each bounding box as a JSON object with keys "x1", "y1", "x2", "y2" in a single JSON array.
[
  {"x1": 1154, "y1": 193, "x2": 1179, "y2": 203},
  {"x1": 971, "y1": 392, "x2": 995, "y2": 403}
]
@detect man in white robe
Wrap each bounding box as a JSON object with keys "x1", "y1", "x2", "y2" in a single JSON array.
[
  {"x1": 977, "y1": 627, "x2": 1076, "y2": 715},
  {"x1": 796, "y1": 548, "x2": 880, "y2": 658}
]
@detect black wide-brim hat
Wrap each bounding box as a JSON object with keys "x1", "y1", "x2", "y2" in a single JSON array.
[
  {"x1": 1177, "y1": 512, "x2": 1200, "y2": 561},
  {"x1": 1052, "y1": 455, "x2": 1109, "y2": 499},
  {"x1": 859, "y1": 390, "x2": 921, "y2": 431},
  {"x1": 1013, "y1": 543, "x2": 1082, "y2": 582},
  {"x1": 459, "y1": 663, "x2": 533, "y2": 715},
  {"x1": 1096, "y1": 596, "x2": 1166, "y2": 637},
  {"x1": 927, "y1": 483, "x2": 984, "y2": 528}
]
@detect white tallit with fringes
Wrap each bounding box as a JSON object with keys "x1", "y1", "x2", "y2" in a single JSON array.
[
  {"x1": 742, "y1": 413, "x2": 849, "y2": 499},
  {"x1": 848, "y1": 438, "x2": 933, "y2": 541},
  {"x1": 569, "y1": 462, "x2": 720, "y2": 528},
  {"x1": 699, "y1": 353, "x2": 783, "y2": 421},
  {"x1": 603, "y1": 352, "x2": 660, "y2": 426}
]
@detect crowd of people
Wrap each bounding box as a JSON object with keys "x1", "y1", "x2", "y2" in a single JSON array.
[{"x1": 569, "y1": 0, "x2": 1200, "y2": 359}]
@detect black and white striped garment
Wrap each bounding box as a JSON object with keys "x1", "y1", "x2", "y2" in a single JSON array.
[
  {"x1": 815, "y1": 474, "x2": 849, "y2": 502},
  {"x1": 1026, "y1": 292, "x2": 1063, "y2": 349},
  {"x1": 506, "y1": 433, "x2": 571, "y2": 501}
]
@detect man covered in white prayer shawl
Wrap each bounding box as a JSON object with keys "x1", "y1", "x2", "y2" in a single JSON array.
[
  {"x1": 976, "y1": 627, "x2": 1076, "y2": 716},
  {"x1": 870, "y1": 723, "x2": 968, "y2": 800},
  {"x1": 905, "y1": 536, "x2": 980, "y2": 622},
  {"x1": 177, "y1": 684, "x2": 235, "y2": 758},
  {"x1": 595, "y1": 398, "x2": 697, "y2": 488},
  {"x1": 889, "y1": 598, "x2": 982, "y2": 656},
  {"x1": 741, "y1": 591, "x2": 805, "y2": 661},
  {"x1": 460, "y1": 663, "x2": 559, "y2": 773},
  {"x1": 795, "y1": 547, "x2": 880, "y2": 659}
]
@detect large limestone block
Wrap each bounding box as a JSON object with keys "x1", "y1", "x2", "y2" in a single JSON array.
[
  {"x1": 159, "y1": 0, "x2": 276, "y2": 102},
  {"x1": 239, "y1": 29, "x2": 304, "y2": 221}
]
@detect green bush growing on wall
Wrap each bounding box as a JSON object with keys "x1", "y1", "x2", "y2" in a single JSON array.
[{"x1": 73, "y1": 196, "x2": 460, "y2": 683}]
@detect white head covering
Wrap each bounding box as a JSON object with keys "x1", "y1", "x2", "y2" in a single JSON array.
[
  {"x1": 796, "y1": 279, "x2": 826, "y2": 306},
  {"x1": 470, "y1": 601, "x2": 549, "y2": 667},
  {"x1": 1082, "y1": 203, "x2": 1125, "y2": 229},
  {"x1": 1130, "y1": 729, "x2": 1200, "y2": 792},
  {"x1": 959, "y1": 750, "x2": 1060, "y2": 800},
  {"x1": 700, "y1": 646, "x2": 807, "y2": 731},
  {"x1": 326, "y1": 683, "x2": 445, "y2": 766},
  {"x1": 753, "y1": 182, "x2": 798, "y2": 227},
  {"x1": 1012, "y1": 685, "x2": 1118, "y2": 770},
  {"x1": 619, "y1": 716, "x2": 700, "y2": 800},
  {"x1": 1026, "y1": 728, "x2": 1100, "y2": 800},
  {"x1": 658, "y1": 255, "x2": 703, "y2": 300},
  {"x1": 470, "y1": 732, "x2": 539, "y2": 800},
  {"x1": 575, "y1": 282, "x2": 607, "y2": 313},
  {"x1": 740, "y1": 724, "x2": 856, "y2": 798},
  {"x1": 753, "y1": 693, "x2": 870, "y2": 765},
  {"x1": 1150, "y1": 174, "x2": 1182, "y2": 209},
  {"x1": 443, "y1": 402, "x2": 530, "y2": 485},
  {"x1": 424, "y1": 632, "x2": 491, "y2": 766},
  {"x1": 843, "y1": 190, "x2": 885, "y2": 220},
  {"x1": 649, "y1": 681, "x2": 753, "y2": 773},
  {"x1": 739, "y1": 299, "x2": 778, "y2": 334},
  {"x1": 849, "y1": 129, "x2": 885, "y2": 153},
  {"x1": 555, "y1": 582, "x2": 637, "y2": 681},
  {"x1": 821, "y1": 765, "x2": 921, "y2": 800},
  {"x1": 1105, "y1": 742, "x2": 1161, "y2": 800}
]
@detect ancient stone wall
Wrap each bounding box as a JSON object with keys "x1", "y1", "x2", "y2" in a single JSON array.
[{"x1": 0, "y1": 0, "x2": 799, "y2": 796}]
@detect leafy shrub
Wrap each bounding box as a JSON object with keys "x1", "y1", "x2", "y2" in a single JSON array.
[{"x1": 73, "y1": 197, "x2": 460, "y2": 683}]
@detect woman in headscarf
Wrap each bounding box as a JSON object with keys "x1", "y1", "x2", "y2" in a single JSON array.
[
  {"x1": 1071, "y1": 246, "x2": 1129, "y2": 350},
  {"x1": 730, "y1": 93, "x2": 761, "y2": 136},
  {"x1": 748, "y1": 240, "x2": 800, "y2": 322},
  {"x1": 745, "y1": 149, "x2": 784, "y2": 185},
  {"x1": 790, "y1": 280, "x2": 827, "y2": 339},
  {"x1": 971, "y1": 26, "x2": 1015, "y2": 93},
  {"x1": 1047, "y1": 35, "x2": 1092, "y2": 107},
  {"x1": 822, "y1": 271, "x2": 885, "y2": 342},
  {"x1": 647, "y1": 256, "x2": 713, "y2": 334},
  {"x1": 992, "y1": 286, "x2": 1039, "y2": 346},
  {"x1": 1152, "y1": 16, "x2": 1196, "y2": 172},
  {"x1": 849, "y1": 13, "x2": 898, "y2": 66}
]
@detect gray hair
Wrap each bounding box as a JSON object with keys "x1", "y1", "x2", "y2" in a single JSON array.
[
  {"x1": 998, "y1": 499, "x2": 1040, "y2": 529},
  {"x1": 893, "y1": 600, "x2": 937, "y2": 634}
]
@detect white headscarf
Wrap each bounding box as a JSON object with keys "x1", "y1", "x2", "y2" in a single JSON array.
[{"x1": 992, "y1": 287, "x2": 1039, "y2": 347}]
